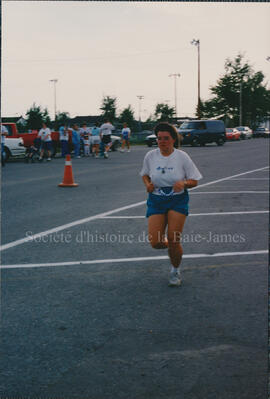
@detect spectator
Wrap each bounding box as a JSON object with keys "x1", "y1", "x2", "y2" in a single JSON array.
[
  {"x1": 38, "y1": 122, "x2": 53, "y2": 161},
  {"x1": 59, "y1": 124, "x2": 70, "y2": 158},
  {"x1": 25, "y1": 137, "x2": 41, "y2": 163},
  {"x1": 1, "y1": 124, "x2": 8, "y2": 167},
  {"x1": 99, "y1": 119, "x2": 115, "y2": 159},
  {"x1": 72, "y1": 124, "x2": 81, "y2": 158},
  {"x1": 120, "y1": 122, "x2": 131, "y2": 153},
  {"x1": 91, "y1": 123, "x2": 101, "y2": 158},
  {"x1": 83, "y1": 128, "x2": 91, "y2": 157},
  {"x1": 79, "y1": 122, "x2": 91, "y2": 156}
]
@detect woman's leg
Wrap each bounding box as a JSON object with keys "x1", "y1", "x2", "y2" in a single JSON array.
[
  {"x1": 167, "y1": 210, "x2": 186, "y2": 268},
  {"x1": 148, "y1": 214, "x2": 168, "y2": 249}
]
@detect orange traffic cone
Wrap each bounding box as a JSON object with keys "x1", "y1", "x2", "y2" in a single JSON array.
[{"x1": 58, "y1": 155, "x2": 78, "y2": 187}]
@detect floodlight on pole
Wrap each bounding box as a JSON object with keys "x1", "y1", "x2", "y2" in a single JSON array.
[
  {"x1": 191, "y1": 39, "x2": 201, "y2": 118},
  {"x1": 137, "y1": 95, "x2": 144, "y2": 131},
  {"x1": 168, "y1": 73, "x2": 180, "y2": 118},
  {"x1": 49, "y1": 79, "x2": 58, "y2": 121}
]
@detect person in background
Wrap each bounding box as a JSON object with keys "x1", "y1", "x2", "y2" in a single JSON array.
[
  {"x1": 140, "y1": 122, "x2": 202, "y2": 287},
  {"x1": 59, "y1": 123, "x2": 70, "y2": 158},
  {"x1": 25, "y1": 137, "x2": 41, "y2": 163},
  {"x1": 38, "y1": 122, "x2": 53, "y2": 161},
  {"x1": 79, "y1": 122, "x2": 91, "y2": 156},
  {"x1": 72, "y1": 124, "x2": 81, "y2": 158},
  {"x1": 83, "y1": 128, "x2": 91, "y2": 157},
  {"x1": 120, "y1": 122, "x2": 131, "y2": 153},
  {"x1": 99, "y1": 118, "x2": 114, "y2": 159},
  {"x1": 91, "y1": 123, "x2": 101, "y2": 158},
  {"x1": 1, "y1": 124, "x2": 8, "y2": 167}
]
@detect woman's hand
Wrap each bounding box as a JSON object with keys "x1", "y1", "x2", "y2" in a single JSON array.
[
  {"x1": 146, "y1": 182, "x2": 155, "y2": 193},
  {"x1": 173, "y1": 180, "x2": 185, "y2": 192}
]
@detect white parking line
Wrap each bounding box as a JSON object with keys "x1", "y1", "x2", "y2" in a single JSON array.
[
  {"x1": 101, "y1": 210, "x2": 269, "y2": 219},
  {"x1": 1, "y1": 165, "x2": 268, "y2": 252},
  {"x1": 230, "y1": 178, "x2": 269, "y2": 180},
  {"x1": 0, "y1": 250, "x2": 267, "y2": 270}
]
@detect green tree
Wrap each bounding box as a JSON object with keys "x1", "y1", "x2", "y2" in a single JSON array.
[
  {"x1": 200, "y1": 54, "x2": 270, "y2": 129},
  {"x1": 118, "y1": 105, "x2": 136, "y2": 129},
  {"x1": 55, "y1": 111, "x2": 70, "y2": 130},
  {"x1": 25, "y1": 104, "x2": 51, "y2": 130},
  {"x1": 100, "y1": 96, "x2": 117, "y2": 122},
  {"x1": 154, "y1": 103, "x2": 175, "y2": 122}
]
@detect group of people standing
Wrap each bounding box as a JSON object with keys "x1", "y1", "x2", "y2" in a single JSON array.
[
  {"x1": 34, "y1": 119, "x2": 132, "y2": 161},
  {"x1": 60, "y1": 120, "x2": 131, "y2": 160}
]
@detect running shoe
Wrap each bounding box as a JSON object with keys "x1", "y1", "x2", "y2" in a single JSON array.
[
  {"x1": 168, "y1": 268, "x2": 182, "y2": 286},
  {"x1": 104, "y1": 152, "x2": 108, "y2": 159},
  {"x1": 47, "y1": 158, "x2": 51, "y2": 161}
]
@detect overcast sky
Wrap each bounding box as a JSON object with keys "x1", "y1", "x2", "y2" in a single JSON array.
[{"x1": 2, "y1": 1, "x2": 270, "y2": 121}]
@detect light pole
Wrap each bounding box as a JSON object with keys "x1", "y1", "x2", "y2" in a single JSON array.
[
  {"x1": 49, "y1": 79, "x2": 58, "y2": 121},
  {"x1": 168, "y1": 73, "x2": 180, "y2": 118},
  {"x1": 239, "y1": 80, "x2": 243, "y2": 126},
  {"x1": 137, "y1": 95, "x2": 144, "y2": 131},
  {"x1": 191, "y1": 39, "x2": 201, "y2": 118}
]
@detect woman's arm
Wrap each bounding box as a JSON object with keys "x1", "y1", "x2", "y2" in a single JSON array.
[
  {"x1": 142, "y1": 175, "x2": 155, "y2": 192},
  {"x1": 173, "y1": 179, "x2": 198, "y2": 192}
]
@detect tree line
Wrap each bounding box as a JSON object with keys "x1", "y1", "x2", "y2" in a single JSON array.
[{"x1": 19, "y1": 54, "x2": 270, "y2": 132}]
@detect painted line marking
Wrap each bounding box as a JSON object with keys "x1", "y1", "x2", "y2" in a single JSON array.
[
  {"x1": 0, "y1": 250, "x2": 268, "y2": 270},
  {"x1": 1, "y1": 166, "x2": 268, "y2": 252},
  {"x1": 101, "y1": 210, "x2": 269, "y2": 219},
  {"x1": 230, "y1": 178, "x2": 269, "y2": 180}
]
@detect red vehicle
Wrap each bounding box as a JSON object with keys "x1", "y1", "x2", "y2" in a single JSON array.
[
  {"x1": 2, "y1": 122, "x2": 72, "y2": 155},
  {"x1": 226, "y1": 128, "x2": 240, "y2": 141}
]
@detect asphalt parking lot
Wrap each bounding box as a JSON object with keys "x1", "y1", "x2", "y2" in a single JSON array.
[{"x1": 1, "y1": 139, "x2": 269, "y2": 399}]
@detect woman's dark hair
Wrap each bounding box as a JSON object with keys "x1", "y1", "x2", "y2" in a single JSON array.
[{"x1": 154, "y1": 122, "x2": 179, "y2": 148}]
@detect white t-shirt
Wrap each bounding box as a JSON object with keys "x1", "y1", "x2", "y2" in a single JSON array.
[
  {"x1": 38, "y1": 128, "x2": 52, "y2": 142},
  {"x1": 59, "y1": 127, "x2": 70, "y2": 141},
  {"x1": 100, "y1": 123, "x2": 114, "y2": 136},
  {"x1": 79, "y1": 127, "x2": 91, "y2": 137},
  {"x1": 140, "y1": 148, "x2": 202, "y2": 195},
  {"x1": 1, "y1": 125, "x2": 8, "y2": 144},
  {"x1": 122, "y1": 127, "x2": 131, "y2": 137}
]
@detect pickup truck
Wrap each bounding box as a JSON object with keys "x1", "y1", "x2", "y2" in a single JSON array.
[
  {"x1": 2, "y1": 122, "x2": 67, "y2": 156},
  {"x1": 2, "y1": 122, "x2": 121, "y2": 155}
]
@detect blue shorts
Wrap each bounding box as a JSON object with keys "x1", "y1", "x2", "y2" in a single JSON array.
[
  {"x1": 146, "y1": 188, "x2": 189, "y2": 218},
  {"x1": 41, "y1": 141, "x2": 52, "y2": 151}
]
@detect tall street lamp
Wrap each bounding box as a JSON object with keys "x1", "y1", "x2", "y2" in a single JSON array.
[
  {"x1": 49, "y1": 79, "x2": 58, "y2": 121},
  {"x1": 137, "y1": 95, "x2": 144, "y2": 131},
  {"x1": 168, "y1": 73, "x2": 180, "y2": 118},
  {"x1": 191, "y1": 39, "x2": 201, "y2": 118},
  {"x1": 239, "y1": 80, "x2": 243, "y2": 126}
]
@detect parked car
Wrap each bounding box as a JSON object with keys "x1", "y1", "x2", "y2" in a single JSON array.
[
  {"x1": 111, "y1": 135, "x2": 121, "y2": 151},
  {"x1": 226, "y1": 128, "x2": 240, "y2": 141},
  {"x1": 234, "y1": 126, "x2": 252, "y2": 139},
  {"x1": 179, "y1": 120, "x2": 226, "y2": 146},
  {"x1": 145, "y1": 130, "x2": 183, "y2": 147},
  {"x1": 145, "y1": 133, "x2": 157, "y2": 147},
  {"x1": 253, "y1": 127, "x2": 270, "y2": 138},
  {"x1": 3, "y1": 137, "x2": 25, "y2": 161}
]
